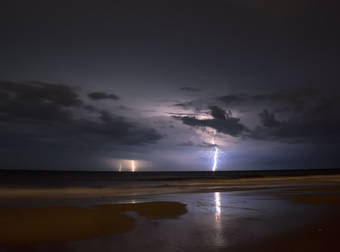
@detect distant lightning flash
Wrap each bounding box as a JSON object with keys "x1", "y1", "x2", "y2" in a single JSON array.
[{"x1": 131, "y1": 160, "x2": 136, "y2": 172}]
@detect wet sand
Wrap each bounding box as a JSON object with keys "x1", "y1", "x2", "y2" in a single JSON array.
[
  {"x1": 0, "y1": 202, "x2": 187, "y2": 245},
  {"x1": 231, "y1": 214, "x2": 340, "y2": 252},
  {"x1": 232, "y1": 186, "x2": 340, "y2": 252},
  {"x1": 0, "y1": 174, "x2": 339, "y2": 251}
]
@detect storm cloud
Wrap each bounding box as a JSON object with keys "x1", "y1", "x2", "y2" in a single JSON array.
[
  {"x1": 252, "y1": 96, "x2": 340, "y2": 143},
  {"x1": 174, "y1": 106, "x2": 248, "y2": 137},
  {"x1": 0, "y1": 80, "x2": 81, "y2": 123},
  {"x1": 258, "y1": 109, "x2": 281, "y2": 128},
  {"x1": 0, "y1": 81, "x2": 162, "y2": 150},
  {"x1": 174, "y1": 89, "x2": 340, "y2": 144},
  {"x1": 218, "y1": 88, "x2": 320, "y2": 112},
  {"x1": 88, "y1": 92, "x2": 120, "y2": 101}
]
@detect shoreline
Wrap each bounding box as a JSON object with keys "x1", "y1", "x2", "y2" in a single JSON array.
[{"x1": 0, "y1": 174, "x2": 339, "y2": 201}]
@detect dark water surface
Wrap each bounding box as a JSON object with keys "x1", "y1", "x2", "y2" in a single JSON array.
[{"x1": 0, "y1": 169, "x2": 339, "y2": 187}]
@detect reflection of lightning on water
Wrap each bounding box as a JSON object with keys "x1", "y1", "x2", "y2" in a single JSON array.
[
  {"x1": 131, "y1": 160, "x2": 136, "y2": 172},
  {"x1": 215, "y1": 192, "x2": 221, "y2": 220},
  {"x1": 214, "y1": 191, "x2": 225, "y2": 246}
]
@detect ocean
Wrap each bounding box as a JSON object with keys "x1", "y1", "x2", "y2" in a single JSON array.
[{"x1": 0, "y1": 169, "x2": 339, "y2": 188}]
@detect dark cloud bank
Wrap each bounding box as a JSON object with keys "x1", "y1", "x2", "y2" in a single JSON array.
[
  {"x1": 0, "y1": 80, "x2": 162, "y2": 169},
  {"x1": 174, "y1": 88, "x2": 340, "y2": 144},
  {"x1": 88, "y1": 92, "x2": 120, "y2": 101}
]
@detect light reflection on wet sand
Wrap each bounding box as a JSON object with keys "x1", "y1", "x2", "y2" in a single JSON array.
[
  {"x1": 215, "y1": 192, "x2": 221, "y2": 220},
  {"x1": 214, "y1": 192, "x2": 225, "y2": 247}
]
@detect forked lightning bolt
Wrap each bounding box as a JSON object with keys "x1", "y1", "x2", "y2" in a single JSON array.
[
  {"x1": 212, "y1": 145, "x2": 219, "y2": 172},
  {"x1": 211, "y1": 135, "x2": 219, "y2": 172}
]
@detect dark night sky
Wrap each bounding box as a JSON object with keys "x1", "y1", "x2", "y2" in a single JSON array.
[{"x1": 0, "y1": 0, "x2": 339, "y2": 171}]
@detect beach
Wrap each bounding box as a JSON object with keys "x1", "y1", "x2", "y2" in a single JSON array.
[{"x1": 0, "y1": 173, "x2": 339, "y2": 251}]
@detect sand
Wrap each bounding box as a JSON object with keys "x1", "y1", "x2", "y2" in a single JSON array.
[
  {"x1": 230, "y1": 215, "x2": 340, "y2": 252},
  {"x1": 231, "y1": 185, "x2": 340, "y2": 252},
  {"x1": 0, "y1": 202, "x2": 187, "y2": 245}
]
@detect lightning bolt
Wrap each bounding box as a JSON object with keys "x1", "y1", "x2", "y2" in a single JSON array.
[
  {"x1": 131, "y1": 160, "x2": 136, "y2": 172},
  {"x1": 211, "y1": 134, "x2": 219, "y2": 172},
  {"x1": 212, "y1": 146, "x2": 219, "y2": 172}
]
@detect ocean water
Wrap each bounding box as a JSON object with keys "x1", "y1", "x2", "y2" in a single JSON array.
[{"x1": 0, "y1": 169, "x2": 339, "y2": 188}]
